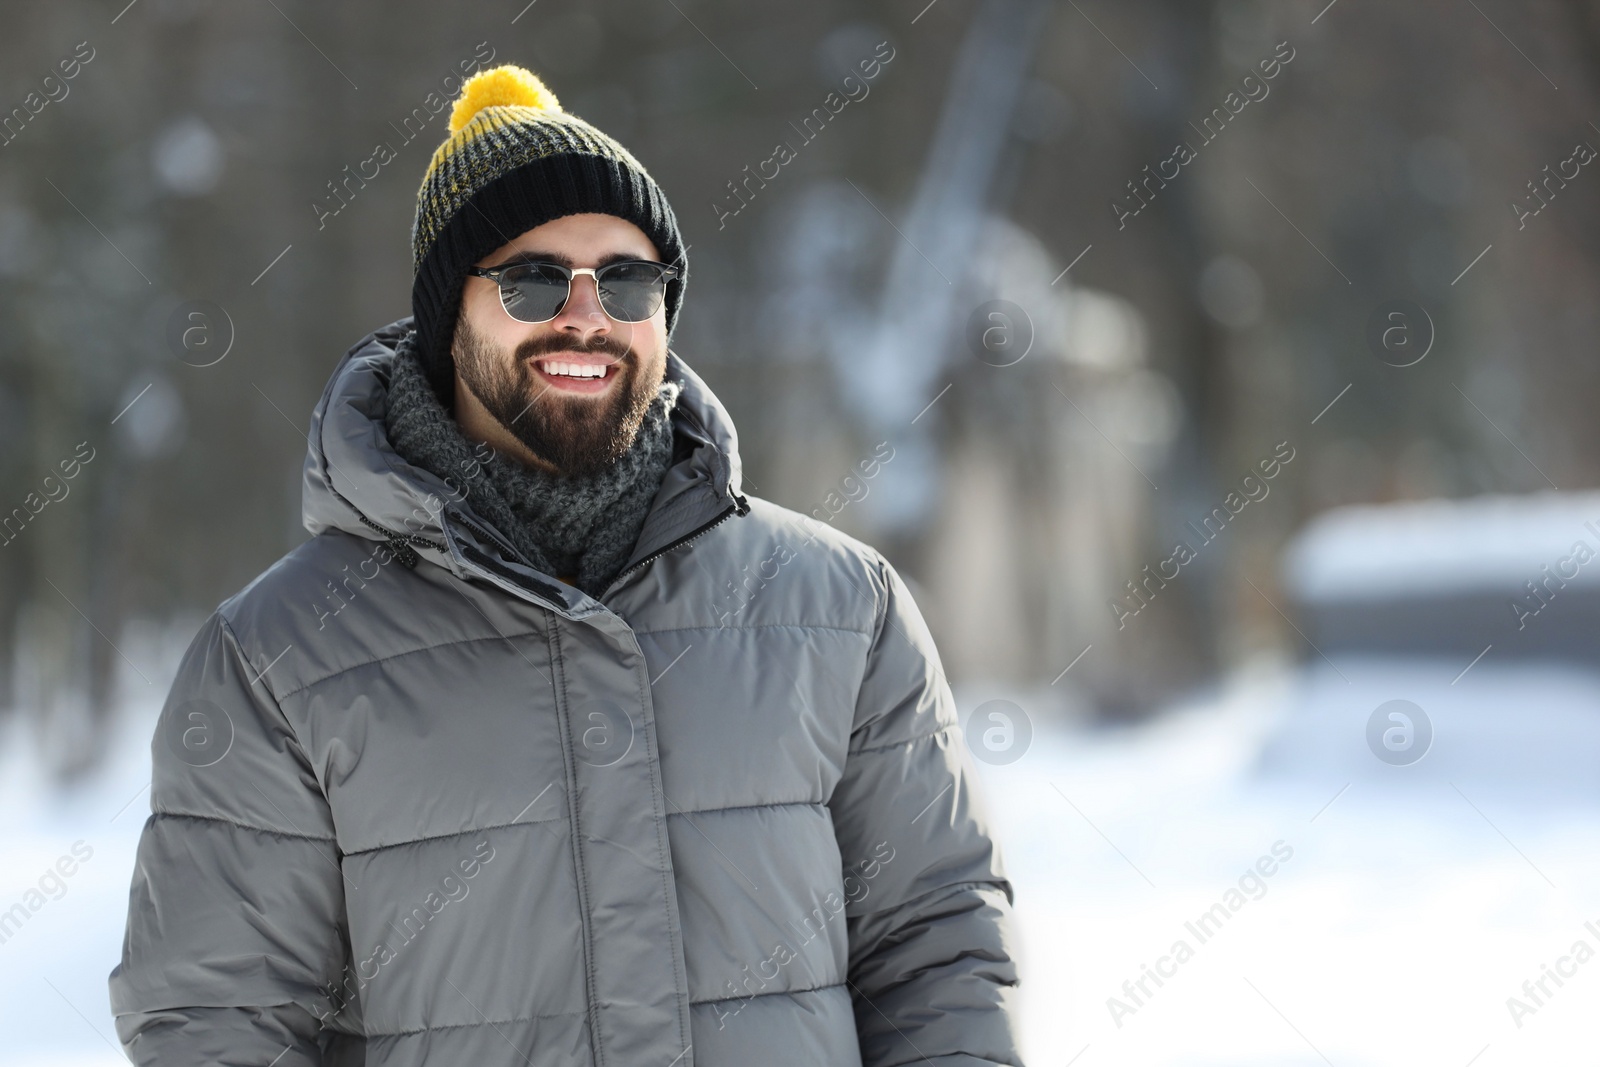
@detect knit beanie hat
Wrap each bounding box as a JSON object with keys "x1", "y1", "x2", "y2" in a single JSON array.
[{"x1": 409, "y1": 65, "x2": 688, "y2": 404}]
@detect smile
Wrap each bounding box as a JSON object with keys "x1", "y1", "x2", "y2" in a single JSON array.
[
  {"x1": 532, "y1": 357, "x2": 618, "y2": 394},
  {"x1": 539, "y1": 360, "x2": 611, "y2": 378}
]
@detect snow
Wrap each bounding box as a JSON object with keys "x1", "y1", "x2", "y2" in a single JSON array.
[
  {"x1": 1283, "y1": 490, "x2": 1600, "y2": 601},
  {"x1": 0, "y1": 689, "x2": 163, "y2": 1067},
  {"x1": 4, "y1": 653, "x2": 1600, "y2": 1065},
  {"x1": 973, "y1": 658, "x2": 1600, "y2": 1066}
]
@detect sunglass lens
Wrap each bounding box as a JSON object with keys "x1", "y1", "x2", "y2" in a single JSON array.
[
  {"x1": 499, "y1": 263, "x2": 571, "y2": 323},
  {"x1": 596, "y1": 262, "x2": 669, "y2": 322}
]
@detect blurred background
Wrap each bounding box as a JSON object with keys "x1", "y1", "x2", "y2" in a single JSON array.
[{"x1": 3, "y1": 0, "x2": 1600, "y2": 1064}]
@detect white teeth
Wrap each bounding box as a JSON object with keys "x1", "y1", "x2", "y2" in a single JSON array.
[{"x1": 542, "y1": 361, "x2": 606, "y2": 378}]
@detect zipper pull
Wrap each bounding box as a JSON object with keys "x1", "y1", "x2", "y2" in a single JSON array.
[{"x1": 355, "y1": 514, "x2": 436, "y2": 569}]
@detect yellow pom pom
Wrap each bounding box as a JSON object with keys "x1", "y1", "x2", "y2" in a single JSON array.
[{"x1": 448, "y1": 65, "x2": 561, "y2": 134}]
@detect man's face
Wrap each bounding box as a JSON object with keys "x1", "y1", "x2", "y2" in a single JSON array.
[{"x1": 452, "y1": 213, "x2": 670, "y2": 478}]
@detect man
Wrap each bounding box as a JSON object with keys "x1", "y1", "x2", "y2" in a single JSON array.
[{"x1": 109, "y1": 63, "x2": 1024, "y2": 1067}]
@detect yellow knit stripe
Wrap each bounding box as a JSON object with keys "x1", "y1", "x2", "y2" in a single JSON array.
[
  {"x1": 409, "y1": 97, "x2": 663, "y2": 269},
  {"x1": 422, "y1": 106, "x2": 541, "y2": 187},
  {"x1": 420, "y1": 107, "x2": 651, "y2": 192}
]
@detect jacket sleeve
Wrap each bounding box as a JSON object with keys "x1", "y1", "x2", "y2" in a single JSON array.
[
  {"x1": 109, "y1": 611, "x2": 358, "y2": 1066},
  {"x1": 829, "y1": 556, "x2": 1024, "y2": 1067}
]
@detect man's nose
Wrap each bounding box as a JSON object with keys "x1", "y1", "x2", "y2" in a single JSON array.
[{"x1": 552, "y1": 275, "x2": 611, "y2": 339}]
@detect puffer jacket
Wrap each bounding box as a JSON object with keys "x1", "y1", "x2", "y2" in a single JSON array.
[{"x1": 109, "y1": 317, "x2": 1024, "y2": 1067}]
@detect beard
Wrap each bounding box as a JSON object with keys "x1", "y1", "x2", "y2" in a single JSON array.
[{"x1": 452, "y1": 315, "x2": 662, "y2": 479}]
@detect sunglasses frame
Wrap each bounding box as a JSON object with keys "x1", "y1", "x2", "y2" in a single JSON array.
[{"x1": 467, "y1": 259, "x2": 681, "y2": 325}]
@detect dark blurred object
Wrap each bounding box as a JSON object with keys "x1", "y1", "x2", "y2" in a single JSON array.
[{"x1": 1284, "y1": 491, "x2": 1600, "y2": 664}]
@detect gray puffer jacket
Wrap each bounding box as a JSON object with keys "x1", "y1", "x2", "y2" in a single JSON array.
[{"x1": 109, "y1": 318, "x2": 1024, "y2": 1066}]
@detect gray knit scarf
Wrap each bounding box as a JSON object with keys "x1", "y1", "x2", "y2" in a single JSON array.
[{"x1": 382, "y1": 329, "x2": 681, "y2": 597}]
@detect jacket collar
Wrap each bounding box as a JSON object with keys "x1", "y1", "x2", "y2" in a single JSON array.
[{"x1": 302, "y1": 317, "x2": 747, "y2": 616}]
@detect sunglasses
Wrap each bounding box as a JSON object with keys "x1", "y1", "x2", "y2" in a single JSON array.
[{"x1": 467, "y1": 259, "x2": 680, "y2": 324}]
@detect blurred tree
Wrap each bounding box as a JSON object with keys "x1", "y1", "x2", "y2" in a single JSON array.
[{"x1": 6, "y1": 0, "x2": 1600, "y2": 774}]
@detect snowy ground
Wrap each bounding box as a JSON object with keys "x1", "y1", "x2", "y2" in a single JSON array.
[
  {"x1": 3, "y1": 652, "x2": 1599, "y2": 1065},
  {"x1": 0, "y1": 683, "x2": 168, "y2": 1067},
  {"x1": 975, "y1": 656, "x2": 1600, "y2": 1067}
]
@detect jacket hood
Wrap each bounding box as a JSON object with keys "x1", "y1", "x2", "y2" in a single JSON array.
[{"x1": 301, "y1": 317, "x2": 747, "y2": 613}]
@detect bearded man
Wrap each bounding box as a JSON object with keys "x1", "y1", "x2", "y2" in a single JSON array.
[{"x1": 109, "y1": 63, "x2": 1024, "y2": 1067}]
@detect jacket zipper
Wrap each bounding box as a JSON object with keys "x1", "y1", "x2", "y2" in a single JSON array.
[
  {"x1": 355, "y1": 513, "x2": 445, "y2": 569},
  {"x1": 606, "y1": 493, "x2": 749, "y2": 590},
  {"x1": 444, "y1": 509, "x2": 522, "y2": 565}
]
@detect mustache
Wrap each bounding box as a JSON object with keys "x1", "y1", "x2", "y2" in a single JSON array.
[{"x1": 516, "y1": 333, "x2": 632, "y2": 361}]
